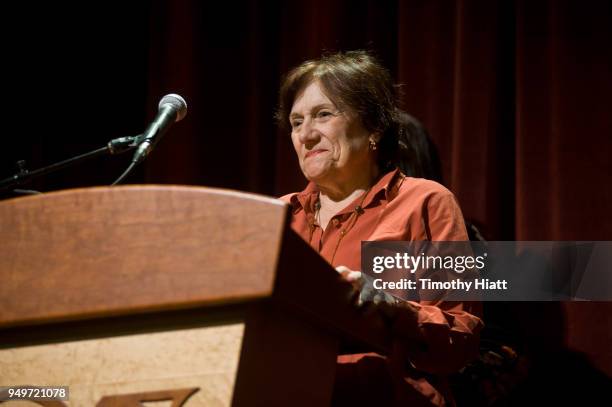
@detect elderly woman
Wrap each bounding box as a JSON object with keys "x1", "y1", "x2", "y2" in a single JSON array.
[{"x1": 278, "y1": 51, "x2": 483, "y2": 406}]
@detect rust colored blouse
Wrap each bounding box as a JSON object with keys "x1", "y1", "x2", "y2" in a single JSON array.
[{"x1": 281, "y1": 168, "x2": 483, "y2": 406}]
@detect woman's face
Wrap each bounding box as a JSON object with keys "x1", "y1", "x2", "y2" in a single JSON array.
[{"x1": 289, "y1": 81, "x2": 374, "y2": 188}]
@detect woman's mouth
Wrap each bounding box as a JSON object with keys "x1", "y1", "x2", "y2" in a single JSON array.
[{"x1": 305, "y1": 149, "x2": 327, "y2": 158}]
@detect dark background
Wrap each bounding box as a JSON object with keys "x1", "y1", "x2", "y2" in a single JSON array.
[{"x1": 1, "y1": 0, "x2": 610, "y2": 401}]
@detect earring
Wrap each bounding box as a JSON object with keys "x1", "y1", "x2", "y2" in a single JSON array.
[{"x1": 369, "y1": 139, "x2": 377, "y2": 151}]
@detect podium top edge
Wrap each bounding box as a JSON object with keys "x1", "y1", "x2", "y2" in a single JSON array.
[{"x1": 0, "y1": 184, "x2": 287, "y2": 207}]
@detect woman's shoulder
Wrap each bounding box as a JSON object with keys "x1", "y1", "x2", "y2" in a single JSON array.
[
  {"x1": 395, "y1": 176, "x2": 456, "y2": 202},
  {"x1": 392, "y1": 175, "x2": 464, "y2": 218},
  {"x1": 393, "y1": 176, "x2": 468, "y2": 240}
]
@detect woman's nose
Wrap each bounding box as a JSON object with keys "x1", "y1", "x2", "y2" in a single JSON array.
[{"x1": 297, "y1": 117, "x2": 320, "y2": 144}]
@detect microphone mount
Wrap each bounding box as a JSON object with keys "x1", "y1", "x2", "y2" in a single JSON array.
[{"x1": 0, "y1": 135, "x2": 141, "y2": 193}]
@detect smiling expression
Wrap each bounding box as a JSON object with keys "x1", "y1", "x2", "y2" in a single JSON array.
[{"x1": 289, "y1": 81, "x2": 375, "y2": 188}]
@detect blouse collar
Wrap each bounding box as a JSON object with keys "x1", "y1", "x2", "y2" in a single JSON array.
[{"x1": 289, "y1": 168, "x2": 404, "y2": 215}]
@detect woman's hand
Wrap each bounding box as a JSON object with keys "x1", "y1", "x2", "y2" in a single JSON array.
[
  {"x1": 336, "y1": 265, "x2": 425, "y2": 368},
  {"x1": 336, "y1": 265, "x2": 399, "y2": 310}
]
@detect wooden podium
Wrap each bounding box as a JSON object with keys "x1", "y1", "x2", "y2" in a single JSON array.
[{"x1": 0, "y1": 186, "x2": 389, "y2": 406}]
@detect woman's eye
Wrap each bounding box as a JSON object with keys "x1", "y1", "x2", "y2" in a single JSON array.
[
  {"x1": 291, "y1": 119, "x2": 303, "y2": 128},
  {"x1": 316, "y1": 110, "x2": 333, "y2": 119}
]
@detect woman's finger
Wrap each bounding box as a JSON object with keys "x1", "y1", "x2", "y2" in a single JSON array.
[{"x1": 335, "y1": 265, "x2": 362, "y2": 282}]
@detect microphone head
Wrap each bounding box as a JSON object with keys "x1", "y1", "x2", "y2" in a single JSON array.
[{"x1": 159, "y1": 93, "x2": 188, "y2": 122}]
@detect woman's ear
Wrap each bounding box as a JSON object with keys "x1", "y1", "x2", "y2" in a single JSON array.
[
  {"x1": 369, "y1": 133, "x2": 381, "y2": 151},
  {"x1": 370, "y1": 132, "x2": 382, "y2": 144}
]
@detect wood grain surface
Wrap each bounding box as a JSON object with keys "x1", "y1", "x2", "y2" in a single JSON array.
[{"x1": 0, "y1": 185, "x2": 287, "y2": 328}]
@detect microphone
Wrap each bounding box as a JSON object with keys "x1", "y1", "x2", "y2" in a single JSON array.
[{"x1": 132, "y1": 94, "x2": 188, "y2": 164}]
